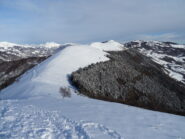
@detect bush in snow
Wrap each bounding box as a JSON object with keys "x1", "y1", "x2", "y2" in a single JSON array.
[{"x1": 59, "y1": 87, "x2": 71, "y2": 98}]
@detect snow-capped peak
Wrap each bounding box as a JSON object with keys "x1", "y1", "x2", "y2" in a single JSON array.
[
  {"x1": 0, "y1": 41, "x2": 61, "y2": 49},
  {"x1": 90, "y1": 40, "x2": 125, "y2": 51},
  {"x1": 0, "y1": 42, "x2": 22, "y2": 48},
  {"x1": 0, "y1": 41, "x2": 63, "y2": 61},
  {"x1": 39, "y1": 42, "x2": 61, "y2": 48}
]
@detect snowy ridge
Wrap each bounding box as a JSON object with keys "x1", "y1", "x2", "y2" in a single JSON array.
[
  {"x1": 131, "y1": 40, "x2": 185, "y2": 49},
  {"x1": 0, "y1": 41, "x2": 185, "y2": 139},
  {"x1": 0, "y1": 42, "x2": 20, "y2": 48},
  {"x1": 90, "y1": 40, "x2": 125, "y2": 51},
  {"x1": 38, "y1": 42, "x2": 61, "y2": 48},
  {"x1": 0, "y1": 44, "x2": 109, "y2": 99},
  {"x1": 0, "y1": 41, "x2": 61, "y2": 49}
]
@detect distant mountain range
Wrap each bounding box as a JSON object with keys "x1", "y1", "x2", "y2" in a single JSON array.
[
  {"x1": 124, "y1": 40, "x2": 185, "y2": 84},
  {"x1": 0, "y1": 42, "x2": 62, "y2": 90},
  {"x1": 0, "y1": 42, "x2": 61, "y2": 61}
]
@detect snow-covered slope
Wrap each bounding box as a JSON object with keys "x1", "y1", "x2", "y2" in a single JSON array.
[
  {"x1": 124, "y1": 40, "x2": 185, "y2": 84},
  {"x1": 0, "y1": 41, "x2": 61, "y2": 49},
  {"x1": 0, "y1": 41, "x2": 63, "y2": 91},
  {"x1": 0, "y1": 41, "x2": 185, "y2": 139},
  {"x1": 0, "y1": 42, "x2": 61, "y2": 61},
  {"x1": 0, "y1": 42, "x2": 19, "y2": 48},
  {"x1": 90, "y1": 40, "x2": 125, "y2": 51}
]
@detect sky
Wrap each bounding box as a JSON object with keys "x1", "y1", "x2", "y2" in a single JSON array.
[{"x1": 0, "y1": 0, "x2": 185, "y2": 44}]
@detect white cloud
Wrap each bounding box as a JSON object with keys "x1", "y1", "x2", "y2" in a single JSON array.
[{"x1": 0, "y1": 0, "x2": 185, "y2": 43}]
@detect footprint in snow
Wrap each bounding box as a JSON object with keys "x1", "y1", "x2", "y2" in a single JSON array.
[{"x1": 0, "y1": 103, "x2": 123, "y2": 139}]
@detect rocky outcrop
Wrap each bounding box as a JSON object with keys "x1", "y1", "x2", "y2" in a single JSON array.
[{"x1": 70, "y1": 49, "x2": 185, "y2": 116}]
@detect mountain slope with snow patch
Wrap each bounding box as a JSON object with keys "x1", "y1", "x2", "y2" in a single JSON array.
[
  {"x1": 0, "y1": 41, "x2": 63, "y2": 90},
  {"x1": 124, "y1": 40, "x2": 185, "y2": 84},
  {"x1": 0, "y1": 41, "x2": 61, "y2": 61}
]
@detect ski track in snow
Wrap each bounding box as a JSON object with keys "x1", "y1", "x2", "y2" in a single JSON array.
[{"x1": 0, "y1": 101, "x2": 122, "y2": 139}]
